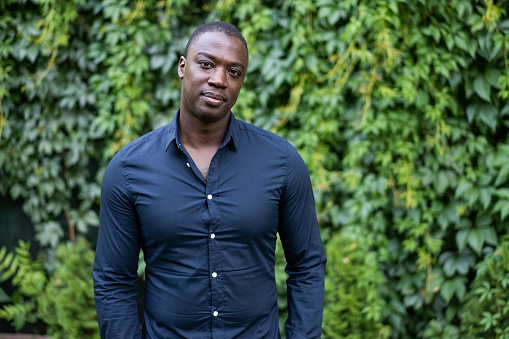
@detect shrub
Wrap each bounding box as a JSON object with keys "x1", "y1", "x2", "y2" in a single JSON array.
[
  {"x1": 459, "y1": 235, "x2": 509, "y2": 338},
  {"x1": 0, "y1": 238, "x2": 99, "y2": 338},
  {"x1": 38, "y1": 238, "x2": 99, "y2": 339},
  {"x1": 0, "y1": 240, "x2": 46, "y2": 331},
  {"x1": 323, "y1": 228, "x2": 390, "y2": 339}
]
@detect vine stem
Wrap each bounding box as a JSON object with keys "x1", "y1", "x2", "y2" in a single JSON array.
[
  {"x1": 120, "y1": 0, "x2": 144, "y2": 26},
  {"x1": 0, "y1": 97, "x2": 6, "y2": 138},
  {"x1": 425, "y1": 229, "x2": 434, "y2": 304},
  {"x1": 0, "y1": 66, "x2": 11, "y2": 138},
  {"x1": 61, "y1": 149, "x2": 75, "y2": 244},
  {"x1": 361, "y1": 63, "x2": 378, "y2": 125},
  {"x1": 64, "y1": 208, "x2": 76, "y2": 245},
  {"x1": 503, "y1": 34, "x2": 509, "y2": 99},
  {"x1": 494, "y1": 287, "x2": 502, "y2": 339}
]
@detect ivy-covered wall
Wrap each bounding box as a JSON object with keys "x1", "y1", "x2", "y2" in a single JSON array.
[{"x1": 1, "y1": 0, "x2": 509, "y2": 337}]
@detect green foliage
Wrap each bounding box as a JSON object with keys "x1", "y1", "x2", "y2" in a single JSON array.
[
  {"x1": 0, "y1": 240, "x2": 46, "y2": 331},
  {"x1": 0, "y1": 239, "x2": 98, "y2": 338},
  {"x1": 0, "y1": 287, "x2": 10, "y2": 303},
  {"x1": 38, "y1": 239, "x2": 99, "y2": 339},
  {"x1": 322, "y1": 228, "x2": 389, "y2": 339},
  {"x1": 423, "y1": 319, "x2": 461, "y2": 339},
  {"x1": 275, "y1": 236, "x2": 289, "y2": 337},
  {"x1": 1, "y1": 0, "x2": 509, "y2": 337},
  {"x1": 459, "y1": 235, "x2": 509, "y2": 338}
]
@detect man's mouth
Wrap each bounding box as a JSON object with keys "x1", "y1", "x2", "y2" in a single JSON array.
[{"x1": 202, "y1": 92, "x2": 225, "y2": 106}]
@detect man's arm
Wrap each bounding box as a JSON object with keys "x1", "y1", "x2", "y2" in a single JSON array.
[
  {"x1": 93, "y1": 153, "x2": 142, "y2": 339},
  {"x1": 278, "y1": 143, "x2": 327, "y2": 339}
]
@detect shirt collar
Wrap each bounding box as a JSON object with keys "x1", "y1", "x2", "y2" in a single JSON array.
[{"x1": 165, "y1": 109, "x2": 239, "y2": 151}]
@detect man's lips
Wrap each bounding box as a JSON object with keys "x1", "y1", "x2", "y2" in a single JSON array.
[{"x1": 202, "y1": 92, "x2": 226, "y2": 106}]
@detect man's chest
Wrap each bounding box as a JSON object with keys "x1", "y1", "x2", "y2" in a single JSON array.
[{"x1": 128, "y1": 149, "x2": 286, "y2": 247}]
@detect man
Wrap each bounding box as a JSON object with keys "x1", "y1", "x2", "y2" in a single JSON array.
[{"x1": 93, "y1": 21, "x2": 326, "y2": 338}]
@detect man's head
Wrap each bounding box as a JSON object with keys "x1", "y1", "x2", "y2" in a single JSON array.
[
  {"x1": 184, "y1": 21, "x2": 248, "y2": 60},
  {"x1": 178, "y1": 22, "x2": 249, "y2": 124}
]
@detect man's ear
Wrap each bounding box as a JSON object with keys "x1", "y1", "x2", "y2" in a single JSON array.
[{"x1": 178, "y1": 56, "x2": 186, "y2": 79}]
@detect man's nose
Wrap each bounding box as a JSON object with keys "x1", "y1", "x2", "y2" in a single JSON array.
[{"x1": 208, "y1": 68, "x2": 227, "y2": 88}]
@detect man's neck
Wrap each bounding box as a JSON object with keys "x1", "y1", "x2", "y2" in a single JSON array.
[{"x1": 178, "y1": 110, "x2": 229, "y2": 150}]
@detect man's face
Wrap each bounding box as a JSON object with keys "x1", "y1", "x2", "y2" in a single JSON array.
[{"x1": 178, "y1": 31, "x2": 248, "y2": 124}]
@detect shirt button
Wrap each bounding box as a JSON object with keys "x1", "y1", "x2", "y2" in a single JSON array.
[
  {"x1": 212, "y1": 272, "x2": 217, "y2": 278},
  {"x1": 186, "y1": 163, "x2": 190, "y2": 167},
  {"x1": 210, "y1": 234, "x2": 215, "y2": 239},
  {"x1": 213, "y1": 311, "x2": 218, "y2": 317},
  {"x1": 207, "y1": 194, "x2": 213, "y2": 200}
]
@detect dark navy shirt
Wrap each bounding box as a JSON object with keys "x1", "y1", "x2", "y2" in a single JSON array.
[{"x1": 93, "y1": 111, "x2": 326, "y2": 338}]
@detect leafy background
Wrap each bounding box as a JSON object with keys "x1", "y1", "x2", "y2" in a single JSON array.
[{"x1": 1, "y1": 0, "x2": 509, "y2": 338}]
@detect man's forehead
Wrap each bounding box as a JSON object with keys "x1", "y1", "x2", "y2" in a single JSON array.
[{"x1": 189, "y1": 31, "x2": 248, "y2": 63}]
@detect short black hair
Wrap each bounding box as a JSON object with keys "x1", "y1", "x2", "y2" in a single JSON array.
[{"x1": 184, "y1": 21, "x2": 248, "y2": 59}]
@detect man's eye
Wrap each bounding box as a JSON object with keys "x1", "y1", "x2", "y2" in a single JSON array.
[
  {"x1": 229, "y1": 70, "x2": 241, "y2": 76},
  {"x1": 201, "y1": 62, "x2": 212, "y2": 67}
]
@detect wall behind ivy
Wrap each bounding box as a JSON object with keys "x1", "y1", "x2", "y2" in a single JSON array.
[{"x1": 1, "y1": 0, "x2": 509, "y2": 337}]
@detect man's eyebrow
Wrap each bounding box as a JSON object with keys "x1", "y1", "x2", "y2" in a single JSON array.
[{"x1": 197, "y1": 52, "x2": 245, "y2": 70}]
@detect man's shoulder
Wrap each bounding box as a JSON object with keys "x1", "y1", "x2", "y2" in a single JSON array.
[
  {"x1": 114, "y1": 124, "x2": 171, "y2": 161},
  {"x1": 235, "y1": 119, "x2": 307, "y2": 170},
  {"x1": 236, "y1": 119, "x2": 288, "y2": 148}
]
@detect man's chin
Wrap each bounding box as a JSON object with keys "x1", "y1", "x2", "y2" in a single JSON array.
[{"x1": 193, "y1": 109, "x2": 230, "y2": 124}]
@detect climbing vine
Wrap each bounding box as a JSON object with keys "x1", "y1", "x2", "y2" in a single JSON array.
[{"x1": 0, "y1": 0, "x2": 508, "y2": 337}]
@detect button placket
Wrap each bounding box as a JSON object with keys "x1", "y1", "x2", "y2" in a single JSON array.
[{"x1": 206, "y1": 155, "x2": 224, "y2": 331}]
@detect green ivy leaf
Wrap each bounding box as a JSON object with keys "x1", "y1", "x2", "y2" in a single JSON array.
[
  {"x1": 473, "y1": 74, "x2": 491, "y2": 102},
  {"x1": 495, "y1": 164, "x2": 509, "y2": 186},
  {"x1": 456, "y1": 229, "x2": 468, "y2": 252},
  {"x1": 454, "y1": 35, "x2": 468, "y2": 51},
  {"x1": 478, "y1": 32, "x2": 501, "y2": 62},
  {"x1": 442, "y1": 253, "x2": 473, "y2": 277},
  {"x1": 0, "y1": 287, "x2": 10, "y2": 303},
  {"x1": 35, "y1": 222, "x2": 63, "y2": 248},
  {"x1": 455, "y1": 181, "x2": 472, "y2": 197},
  {"x1": 479, "y1": 188, "x2": 493, "y2": 210},
  {"x1": 465, "y1": 103, "x2": 498, "y2": 130},
  {"x1": 478, "y1": 227, "x2": 497, "y2": 246},
  {"x1": 440, "y1": 277, "x2": 466, "y2": 302},
  {"x1": 478, "y1": 106, "x2": 498, "y2": 131},
  {"x1": 467, "y1": 229, "x2": 484, "y2": 254},
  {"x1": 493, "y1": 200, "x2": 509, "y2": 220},
  {"x1": 496, "y1": 188, "x2": 509, "y2": 199},
  {"x1": 485, "y1": 68, "x2": 501, "y2": 88}
]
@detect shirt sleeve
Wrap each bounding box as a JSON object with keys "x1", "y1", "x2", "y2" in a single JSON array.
[
  {"x1": 93, "y1": 151, "x2": 142, "y2": 339},
  {"x1": 278, "y1": 142, "x2": 327, "y2": 339}
]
